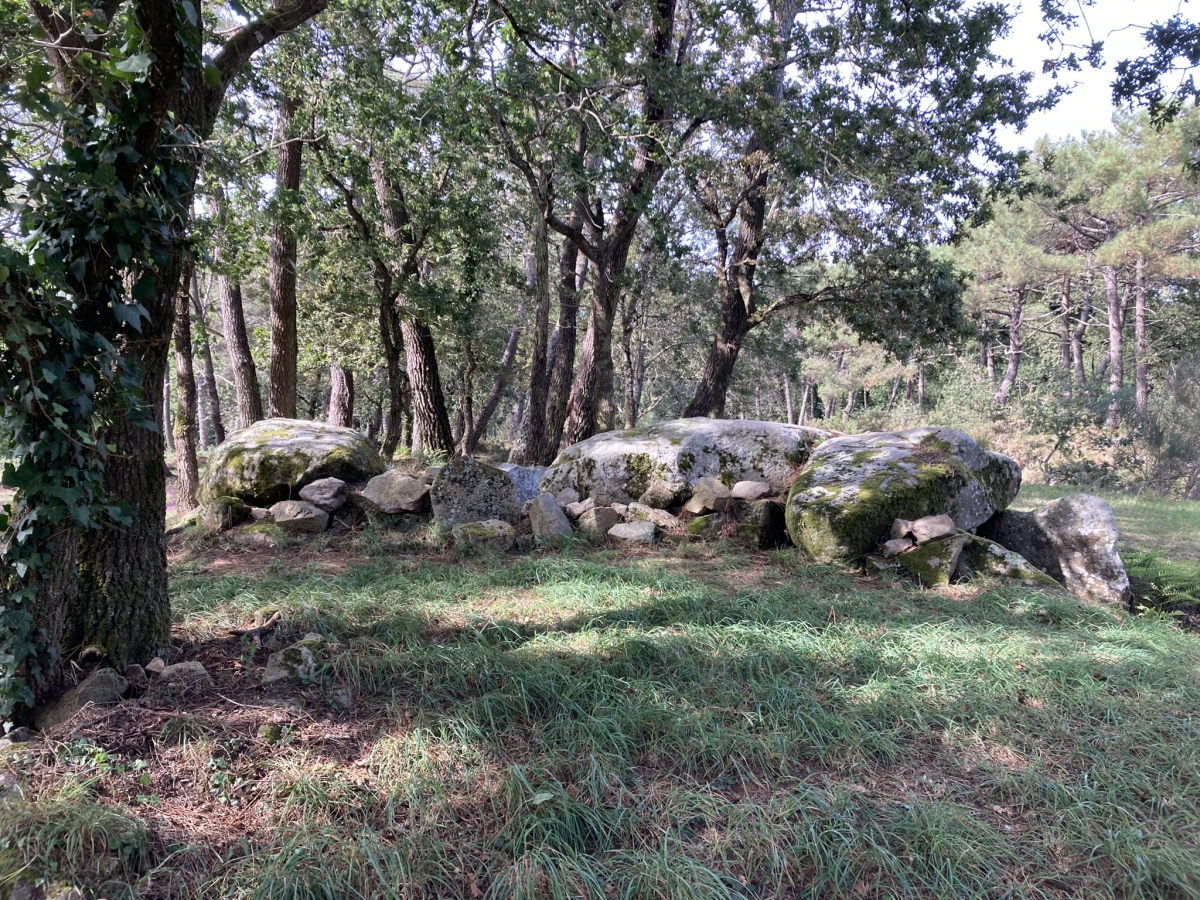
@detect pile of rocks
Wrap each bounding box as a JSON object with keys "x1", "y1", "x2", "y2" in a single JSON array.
[{"x1": 193, "y1": 417, "x2": 1132, "y2": 609}]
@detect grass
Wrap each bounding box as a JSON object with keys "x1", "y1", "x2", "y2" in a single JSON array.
[{"x1": 5, "y1": 528, "x2": 1200, "y2": 900}]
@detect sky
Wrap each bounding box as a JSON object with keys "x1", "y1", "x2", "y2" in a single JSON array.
[{"x1": 995, "y1": 0, "x2": 1191, "y2": 150}]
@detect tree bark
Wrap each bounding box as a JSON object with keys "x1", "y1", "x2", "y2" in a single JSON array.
[
  {"x1": 268, "y1": 94, "x2": 302, "y2": 419},
  {"x1": 994, "y1": 287, "x2": 1024, "y2": 405},
  {"x1": 538, "y1": 226, "x2": 584, "y2": 463},
  {"x1": 1073, "y1": 261, "x2": 1095, "y2": 384},
  {"x1": 513, "y1": 205, "x2": 552, "y2": 464},
  {"x1": 220, "y1": 275, "x2": 264, "y2": 429},
  {"x1": 163, "y1": 373, "x2": 174, "y2": 452},
  {"x1": 1134, "y1": 254, "x2": 1148, "y2": 418},
  {"x1": 1104, "y1": 266, "x2": 1124, "y2": 428},
  {"x1": 173, "y1": 257, "x2": 201, "y2": 511},
  {"x1": 192, "y1": 271, "x2": 226, "y2": 446},
  {"x1": 461, "y1": 321, "x2": 522, "y2": 456},
  {"x1": 379, "y1": 301, "x2": 407, "y2": 459},
  {"x1": 402, "y1": 317, "x2": 455, "y2": 455},
  {"x1": 328, "y1": 365, "x2": 354, "y2": 428},
  {"x1": 1059, "y1": 274, "x2": 1073, "y2": 374}
]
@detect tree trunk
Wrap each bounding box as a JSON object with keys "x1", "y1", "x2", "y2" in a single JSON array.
[
  {"x1": 191, "y1": 272, "x2": 225, "y2": 445},
  {"x1": 1104, "y1": 266, "x2": 1124, "y2": 428},
  {"x1": 220, "y1": 275, "x2": 264, "y2": 430},
  {"x1": 26, "y1": 527, "x2": 77, "y2": 708},
  {"x1": 798, "y1": 380, "x2": 810, "y2": 424},
  {"x1": 994, "y1": 287, "x2": 1024, "y2": 405},
  {"x1": 887, "y1": 375, "x2": 902, "y2": 412},
  {"x1": 163, "y1": 373, "x2": 174, "y2": 451},
  {"x1": 172, "y1": 257, "x2": 201, "y2": 511},
  {"x1": 1134, "y1": 254, "x2": 1148, "y2": 418},
  {"x1": 917, "y1": 363, "x2": 926, "y2": 413},
  {"x1": 328, "y1": 365, "x2": 354, "y2": 428},
  {"x1": 402, "y1": 317, "x2": 455, "y2": 455},
  {"x1": 1059, "y1": 274, "x2": 1073, "y2": 374},
  {"x1": 1073, "y1": 261, "x2": 1094, "y2": 385},
  {"x1": 514, "y1": 208, "x2": 552, "y2": 464},
  {"x1": 538, "y1": 230, "x2": 584, "y2": 463},
  {"x1": 70, "y1": 255, "x2": 178, "y2": 668},
  {"x1": 268, "y1": 95, "x2": 301, "y2": 419},
  {"x1": 461, "y1": 321, "x2": 522, "y2": 456},
  {"x1": 783, "y1": 376, "x2": 795, "y2": 424},
  {"x1": 379, "y1": 301, "x2": 406, "y2": 459}
]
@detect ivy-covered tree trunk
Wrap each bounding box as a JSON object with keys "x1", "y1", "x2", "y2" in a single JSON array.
[
  {"x1": 70, "y1": 258, "x2": 178, "y2": 667},
  {"x1": 402, "y1": 316, "x2": 454, "y2": 454},
  {"x1": 221, "y1": 275, "x2": 265, "y2": 430},
  {"x1": 173, "y1": 257, "x2": 201, "y2": 510},
  {"x1": 268, "y1": 94, "x2": 302, "y2": 419},
  {"x1": 328, "y1": 364, "x2": 354, "y2": 427}
]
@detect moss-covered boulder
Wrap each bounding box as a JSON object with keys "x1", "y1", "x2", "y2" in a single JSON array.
[
  {"x1": 452, "y1": 519, "x2": 516, "y2": 552},
  {"x1": 541, "y1": 418, "x2": 830, "y2": 506},
  {"x1": 956, "y1": 536, "x2": 1064, "y2": 591},
  {"x1": 200, "y1": 418, "x2": 386, "y2": 509},
  {"x1": 896, "y1": 533, "x2": 971, "y2": 586},
  {"x1": 786, "y1": 427, "x2": 1021, "y2": 563}
]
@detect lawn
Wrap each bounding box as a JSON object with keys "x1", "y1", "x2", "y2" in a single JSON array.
[{"x1": 4, "y1": 527, "x2": 1200, "y2": 899}]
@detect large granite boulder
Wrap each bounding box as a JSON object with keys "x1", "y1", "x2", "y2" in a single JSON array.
[
  {"x1": 497, "y1": 463, "x2": 548, "y2": 507},
  {"x1": 431, "y1": 458, "x2": 520, "y2": 527},
  {"x1": 786, "y1": 427, "x2": 1021, "y2": 562},
  {"x1": 540, "y1": 418, "x2": 830, "y2": 506},
  {"x1": 200, "y1": 418, "x2": 385, "y2": 509},
  {"x1": 979, "y1": 495, "x2": 1131, "y2": 606}
]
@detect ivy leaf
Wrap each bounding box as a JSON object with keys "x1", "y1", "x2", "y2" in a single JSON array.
[{"x1": 115, "y1": 54, "x2": 154, "y2": 76}]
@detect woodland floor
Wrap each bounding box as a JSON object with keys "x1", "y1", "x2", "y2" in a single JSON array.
[{"x1": 3, "y1": 489, "x2": 1200, "y2": 899}]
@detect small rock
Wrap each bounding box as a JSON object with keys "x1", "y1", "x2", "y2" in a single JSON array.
[
  {"x1": 686, "y1": 513, "x2": 723, "y2": 539},
  {"x1": 910, "y1": 514, "x2": 957, "y2": 544},
  {"x1": 360, "y1": 469, "x2": 431, "y2": 514},
  {"x1": 263, "y1": 643, "x2": 318, "y2": 686},
  {"x1": 0, "y1": 770, "x2": 22, "y2": 802},
  {"x1": 733, "y1": 499, "x2": 790, "y2": 550},
  {"x1": 232, "y1": 528, "x2": 280, "y2": 549},
  {"x1": 299, "y1": 477, "x2": 350, "y2": 512},
  {"x1": 882, "y1": 537, "x2": 915, "y2": 556},
  {"x1": 256, "y1": 722, "x2": 284, "y2": 745},
  {"x1": 145, "y1": 657, "x2": 166, "y2": 676},
  {"x1": 249, "y1": 506, "x2": 272, "y2": 521},
  {"x1": 3, "y1": 727, "x2": 37, "y2": 744},
  {"x1": 158, "y1": 661, "x2": 213, "y2": 688},
  {"x1": 611, "y1": 503, "x2": 628, "y2": 516},
  {"x1": 565, "y1": 497, "x2": 596, "y2": 519},
  {"x1": 528, "y1": 493, "x2": 574, "y2": 544},
  {"x1": 896, "y1": 533, "x2": 971, "y2": 586},
  {"x1": 34, "y1": 668, "x2": 128, "y2": 731},
  {"x1": 638, "y1": 482, "x2": 682, "y2": 509},
  {"x1": 683, "y1": 476, "x2": 731, "y2": 515},
  {"x1": 269, "y1": 500, "x2": 329, "y2": 533},
  {"x1": 730, "y1": 480, "x2": 772, "y2": 501},
  {"x1": 626, "y1": 502, "x2": 680, "y2": 531},
  {"x1": 577, "y1": 507, "x2": 624, "y2": 540},
  {"x1": 863, "y1": 556, "x2": 900, "y2": 576},
  {"x1": 328, "y1": 686, "x2": 354, "y2": 712},
  {"x1": 555, "y1": 488, "x2": 581, "y2": 506},
  {"x1": 451, "y1": 519, "x2": 517, "y2": 552},
  {"x1": 608, "y1": 520, "x2": 658, "y2": 545},
  {"x1": 202, "y1": 496, "x2": 249, "y2": 531},
  {"x1": 124, "y1": 664, "x2": 148, "y2": 690}
]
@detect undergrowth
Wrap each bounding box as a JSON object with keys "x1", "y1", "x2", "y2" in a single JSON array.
[{"x1": 3, "y1": 540, "x2": 1200, "y2": 899}]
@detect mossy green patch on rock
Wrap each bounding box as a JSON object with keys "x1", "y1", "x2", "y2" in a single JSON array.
[
  {"x1": 200, "y1": 418, "x2": 385, "y2": 509},
  {"x1": 785, "y1": 427, "x2": 1021, "y2": 563},
  {"x1": 896, "y1": 533, "x2": 971, "y2": 586},
  {"x1": 542, "y1": 418, "x2": 830, "y2": 505},
  {"x1": 957, "y1": 536, "x2": 1063, "y2": 591}
]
